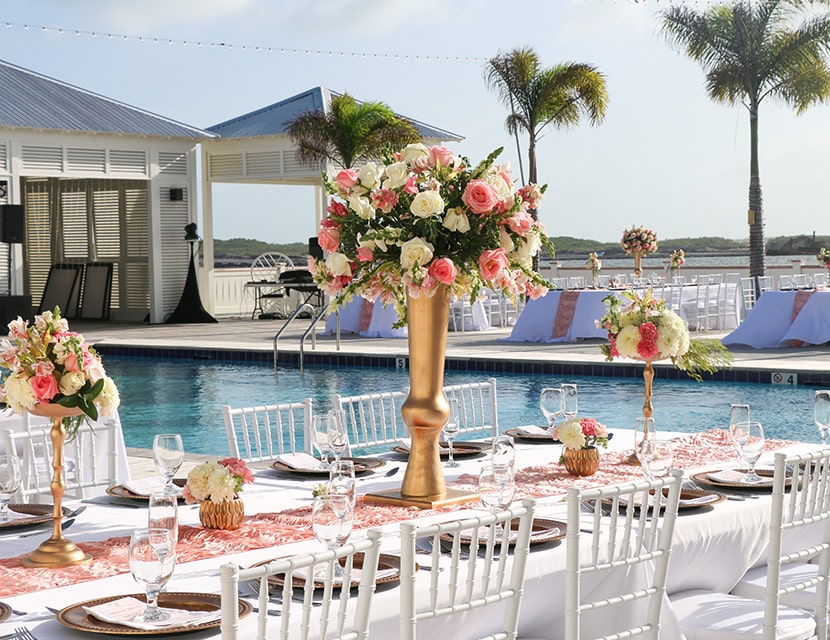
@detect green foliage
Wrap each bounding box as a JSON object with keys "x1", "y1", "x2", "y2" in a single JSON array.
[
  {"x1": 676, "y1": 339, "x2": 735, "y2": 383},
  {"x1": 214, "y1": 238, "x2": 308, "y2": 260}
]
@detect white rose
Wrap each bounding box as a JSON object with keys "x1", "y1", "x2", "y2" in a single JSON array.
[
  {"x1": 58, "y1": 371, "x2": 86, "y2": 396},
  {"x1": 486, "y1": 172, "x2": 512, "y2": 201},
  {"x1": 499, "y1": 227, "x2": 515, "y2": 252},
  {"x1": 410, "y1": 191, "x2": 444, "y2": 218},
  {"x1": 383, "y1": 162, "x2": 409, "y2": 189},
  {"x1": 325, "y1": 252, "x2": 352, "y2": 277},
  {"x1": 399, "y1": 237, "x2": 434, "y2": 269},
  {"x1": 443, "y1": 207, "x2": 470, "y2": 233},
  {"x1": 357, "y1": 162, "x2": 381, "y2": 193},
  {"x1": 401, "y1": 143, "x2": 429, "y2": 166},
  {"x1": 348, "y1": 194, "x2": 375, "y2": 220}
]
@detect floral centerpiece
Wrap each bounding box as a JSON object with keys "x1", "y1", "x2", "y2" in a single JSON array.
[
  {"x1": 0, "y1": 308, "x2": 120, "y2": 436},
  {"x1": 620, "y1": 226, "x2": 658, "y2": 256},
  {"x1": 554, "y1": 417, "x2": 610, "y2": 477},
  {"x1": 184, "y1": 457, "x2": 254, "y2": 531},
  {"x1": 668, "y1": 249, "x2": 685, "y2": 274},
  {"x1": 309, "y1": 144, "x2": 555, "y2": 326},
  {"x1": 818, "y1": 247, "x2": 830, "y2": 272},
  {"x1": 585, "y1": 252, "x2": 602, "y2": 284}
]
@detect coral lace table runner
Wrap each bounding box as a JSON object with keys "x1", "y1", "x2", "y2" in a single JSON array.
[{"x1": 0, "y1": 429, "x2": 794, "y2": 597}]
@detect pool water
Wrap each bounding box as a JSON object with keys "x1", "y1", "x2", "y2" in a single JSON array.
[{"x1": 104, "y1": 356, "x2": 821, "y2": 456}]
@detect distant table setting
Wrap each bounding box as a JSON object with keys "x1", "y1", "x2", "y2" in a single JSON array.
[{"x1": 723, "y1": 289, "x2": 830, "y2": 348}]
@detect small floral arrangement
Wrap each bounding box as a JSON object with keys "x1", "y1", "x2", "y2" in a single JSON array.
[
  {"x1": 0, "y1": 307, "x2": 120, "y2": 437},
  {"x1": 817, "y1": 247, "x2": 830, "y2": 268},
  {"x1": 668, "y1": 249, "x2": 685, "y2": 272},
  {"x1": 620, "y1": 226, "x2": 658, "y2": 256},
  {"x1": 554, "y1": 417, "x2": 610, "y2": 450},
  {"x1": 183, "y1": 457, "x2": 254, "y2": 504},
  {"x1": 585, "y1": 252, "x2": 602, "y2": 276},
  {"x1": 597, "y1": 289, "x2": 733, "y2": 381},
  {"x1": 311, "y1": 482, "x2": 330, "y2": 498},
  {"x1": 309, "y1": 144, "x2": 555, "y2": 326}
]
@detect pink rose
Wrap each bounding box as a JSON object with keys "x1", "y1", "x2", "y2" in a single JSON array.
[
  {"x1": 428, "y1": 258, "x2": 458, "y2": 285},
  {"x1": 30, "y1": 374, "x2": 58, "y2": 404},
  {"x1": 81, "y1": 348, "x2": 96, "y2": 371},
  {"x1": 462, "y1": 180, "x2": 499, "y2": 214},
  {"x1": 318, "y1": 226, "x2": 340, "y2": 252},
  {"x1": 496, "y1": 164, "x2": 512, "y2": 189},
  {"x1": 326, "y1": 200, "x2": 348, "y2": 217},
  {"x1": 428, "y1": 146, "x2": 455, "y2": 168},
  {"x1": 506, "y1": 210, "x2": 534, "y2": 235},
  {"x1": 479, "y1": 249, "x2": 509, "y2": 281},
  {"x1": 335, "y1": 169, "x2": 358, "y2": 192},
  {"x1": 357, "y1": 246, "x2": 374, "y2": 262},
  {"x1": 63, "y1": 352, "x2": 80, "y2": 372}
]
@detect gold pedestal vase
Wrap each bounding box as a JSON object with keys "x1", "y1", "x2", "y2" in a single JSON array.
[
  {"x1": 626, "y1": 358, "x2": 656, "y2": 465},
  {"x1": 633, "y1": 251, "x2": 643, "y2": 277},
  {"x1": 365, "y1": 285, "x2": 478, "y2": 509},
  {"x1": 199, "y1": 498, "x2": 244, "y2": 530},
  {"x1": 563, "y1": 448, "x2": 600, "y2": 477},
  {"x1": 22, "y1": 404, "x2": 93, "y2": 568}
]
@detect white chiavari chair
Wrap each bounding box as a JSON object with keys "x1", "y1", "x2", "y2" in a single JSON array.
[
  {"x1": 740, "y1": 277, "x2": 757, "y2": 319},
  {"x1": 565, "y1": 469, "x2": 683, "y2": 640},
  {"x1": 222, "y1": 399, "x2": 313, "y2": 463},
  {"x1": 778, "y1": 274, "x2": 795, "y2": 291},
  {"x1": 219, "y1": 528, "x2": 384, "y2": 640},
  {"x1": 792, "y1": 274, "x2": 809, "y2": 290},
  {"x1": 814, "y1": 272, "x2": 828, "y2": 288},
  {"x1": 757, "y1": 275, "x2": 774, "y2": 293},
  {"x1": 443, "y1": 378, "x2": 499, "y2": 439},
  {"x1": 568, "y1": 276, "x2": 585, "y2": 290},
  {"x1": 449, "y1": 295, "x2": 475, "y2": 332},
  {"x1": 332, "y1": 389, "x2": 408, "y2": 451},
  {"x1": 671, "y1": 450, "x2": 830, "y2": 640},
  {"x1": 595, "y1": 274, "x2": 611, "y2": 289},
  {"x1": 399, "y1": 498, "x2": 536, "y2": 640}
]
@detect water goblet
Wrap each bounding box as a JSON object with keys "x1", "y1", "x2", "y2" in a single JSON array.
[
  {"x1": 539, "y1": 387, "x2": 564, "y2": 433},
  {"x1": 129, "y1": 528, "x2": 175, "y2": 622},
  {"x1": 729, "y1": 404, "x2": 751, "y2": 464},
  {"x1": 815, "y1": 391, "x2": 830, "y2": 448},
  {"x1": 443, "y1": 399, "x2": 461, "y2": 468},
  {"x1": 0, "y1": 455, "x2": 21, "y2": 522},
  {"x1": 478, "y1": 465, "x2": 516, "y2": 534},
  {"x1": 732, "y1": 422, "x2": 765, "y2": 483},
  {"x1": 561, "y1": 384, "x2": 578, "y2": 421},
  {"x1": 633, "y1": 416, "x2": 656, "y2": 459},
  {"x1": 148, "y1": 492, "x2": 179, "y2": 549},
  {"x1": 152, "y1": 434, "x2": 184, "y2": 496},
  {"x1": 636, "y1": 438, "x2": 674, "y2": 507},
  {"x1": 328, "y1": 459, "x2": 356, "y2": 509},
  {"x1": 327, "y1": 410, "x2": 349, "y2": 464},
  {"x1": 312, "y1": 494, "x2": 353, "y2": 578},
  {"x1": 490, "y1": 435, "x2": 516, "y2": 479},
  {"x1": 311, "y1": 414, "x2": 332, "y2": 468}
]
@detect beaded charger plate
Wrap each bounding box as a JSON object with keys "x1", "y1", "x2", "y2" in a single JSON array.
[
  {"x1": 391, "y1": 441, "x2": 488, "y2": 459},
  {"x1": 251, "y1": 552, "x2": 410, "y2": 591},
  {"x1": 270, "y1": 456, "x2": 384, "y2": 477},
  {"x1": 106, "y1": 479, "x2": 187, "y2": 501},
  {"x1": 503, "y1": 427, "x2": 560, "y2": 444},
  {"x1": 0, "y1": 601, "x2": 11, "y2": 623},
  {"x1": 599, "y1": 488, "x2": 726, "y2": 512},
  {"x1": 689, "y1": 468, "x2": 784, "y2": 491},
  {"x1": 440, "y1": 517, "x2": 567, "y2": 548},
  {"x1": 0, "y1": 503, "x2": 71, "y2": 530}
]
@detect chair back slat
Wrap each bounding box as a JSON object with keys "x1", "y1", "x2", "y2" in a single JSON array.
[
  {"x1": 222, "y1": 399, "x2": 312, "y2": 463},
  {"x1": 443, "y1": 378, "x2": 498, "y2": 438}
]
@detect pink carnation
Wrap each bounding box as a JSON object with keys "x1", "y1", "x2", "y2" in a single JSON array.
[
  {"x1": 639, "y1": 322, "x2": 659, "y2": 342},
  {"x1": 219, "y1": 457, "x2": 255, "y2": 485}
]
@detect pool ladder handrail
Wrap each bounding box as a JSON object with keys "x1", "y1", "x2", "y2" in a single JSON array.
[{"x1": 273, "y1": 303, "x2": 330, "y2": 372}]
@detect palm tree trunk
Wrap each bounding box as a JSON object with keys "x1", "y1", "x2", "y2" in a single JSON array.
[
  {"x1": 527, "y1": 134, "x2": 540, "y2": 272},
  {"x1": 748, "y1": 103, "x2": 765, "y2": 278}
]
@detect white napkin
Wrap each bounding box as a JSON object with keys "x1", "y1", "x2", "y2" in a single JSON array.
[
  {"x1": 83, "y1": 597, "x2": 221, "y2": 631},
  {"x1": 707, "y1": 469, "x2": 749, "y2": 484},
  {"x1": 396, "y1": 439, "x2": 450, "y2": 454},
  {"x1": 121, "y1": 476, "x2": 169, "y2": 497},
  {"x1": 515, "y1": 425, "x2": 551, "y2": 437},
  {"x1": 681, "y1": 493, "x2": 722, "y2": 505},
  {"x1": 276, "y1": 452, "x2": 326, "y2": 471},
  {"x1": 292, "y1": 565, "x2": 399, "y2": 584}
]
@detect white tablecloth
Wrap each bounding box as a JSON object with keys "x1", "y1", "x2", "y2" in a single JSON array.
[
  {"x1": 1, "y1": 429, "x2": 815, "y2": 640},
  {"x1": 722, "y1": 289, "x2": 830, "y2": 348}
]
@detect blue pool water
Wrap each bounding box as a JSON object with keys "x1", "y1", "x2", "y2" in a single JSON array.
[{"x1": 104, "y1": 356, "x2": 821, "y2": 456}]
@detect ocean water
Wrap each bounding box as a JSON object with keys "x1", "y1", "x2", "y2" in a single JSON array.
[
  {"x1": 554, "y1": 255, "x2": 816, "y2": 270},
  {"x1": 104, "y1": 356, "x2": 820, "y2": 456}
]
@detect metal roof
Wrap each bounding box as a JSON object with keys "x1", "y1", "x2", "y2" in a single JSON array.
[
  {"x1": 207, "y1": 86, "x2": 463, "y2": 142},
  {"x1": 0, "y1": 58, "x2": 214, "y2": 138}
]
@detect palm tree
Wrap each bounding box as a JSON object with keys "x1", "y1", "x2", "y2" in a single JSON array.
[
  {"x1": 287, "y1": 92, "x2": 420, "y2": 169},
  {"x1": 660, "y1": 1, "x2": 830, "y2": 278},
  {"x1": 484, "y1": 47, "x2": 609, "y2": 187}
]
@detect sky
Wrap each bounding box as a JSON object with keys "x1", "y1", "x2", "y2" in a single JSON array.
[{"x1": 0, "y1": 0, "x2": 828, "y2": 246}]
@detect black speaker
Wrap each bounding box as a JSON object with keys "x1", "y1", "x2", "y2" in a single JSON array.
[
  {"x1": 308, "y1": 236, "x2": 324, "y2": 260},
  {"x1": 0, "y1": 205, "x2": 24, "y2": 244},
  {"x1": 0, "y1": 295, "x2": 32, "y2": 328}
]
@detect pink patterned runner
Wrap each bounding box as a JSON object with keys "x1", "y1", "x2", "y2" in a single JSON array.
[
  {"x1": 0, "y1": 429, "x2": 796, "y2": 598},
  {"x1": 358, "y1": 298, "x2": 375, "y2": 332},
  {"x1": 551, "y1": 290, "x2": 580, "y2": 339}
]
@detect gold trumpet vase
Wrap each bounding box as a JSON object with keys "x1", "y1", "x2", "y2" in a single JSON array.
[
  {"x1": 22, "y1": 404, "x2": 93, "y2": 568},
  {"x1": 633, "y1": 250, "x2": 643, "y2": 277},
  {"x1": 365, "y1": 285, "x2": 477, "y2": 509}
]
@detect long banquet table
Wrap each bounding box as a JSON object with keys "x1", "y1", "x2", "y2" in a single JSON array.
[{"x1": 0, "y1": 428, "x2": 817, "y2": 639}]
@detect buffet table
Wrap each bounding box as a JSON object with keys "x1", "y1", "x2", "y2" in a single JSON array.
[
  {"x1": 0, "y1": 427, "x2": 813, "y2": 640},
  {"x1": 723, "y1": 289, "x2": 830, "y2": 348}
]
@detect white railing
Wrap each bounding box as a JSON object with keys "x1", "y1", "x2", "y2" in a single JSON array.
[{"x1": 208, "y1": 268, "x2": 256, "y2": 318}]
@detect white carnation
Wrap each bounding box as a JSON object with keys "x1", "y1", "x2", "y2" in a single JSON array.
[
  {"x1": 96, "y1": 376, "x2": 121, "y2": 417},
  {"x1": 3, "y1": 373, "x2": 36, "y2": 414},
  {"x1": 616, "y1": 325, "x2": 641, "y2": 358}
]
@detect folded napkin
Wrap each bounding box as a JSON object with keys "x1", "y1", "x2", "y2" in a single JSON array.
[
  {"x1": 396, "y1": 439, "x2": 451, "y2": 454},
  {"x1": 121, "y1": 476, "x2": 170, "y2": 497},
  {"x1": 681, "y1": 493, "x2": 722, "y2": 505},
  {"x1": 276, "y1": 452, "x2": 326, "y2": 471},
  {"x1": 84, "y1": 597, "x2": 221, "y2": 631},
  {"x1": 515, "y1": 425, "x2": 551, "y2": 437},
  {"x1": 293, "y1": 565, "x2": 399, "y2": 585},
  {"x1": 706, "y1": 469, "x2": 750, "y2": 484}
]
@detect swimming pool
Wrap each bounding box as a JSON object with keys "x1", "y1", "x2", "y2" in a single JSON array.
[{"x1": 104, "y1": 356, "x2": 820, "y2": 456}]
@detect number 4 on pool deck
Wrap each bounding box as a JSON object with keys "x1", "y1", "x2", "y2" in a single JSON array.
[{"x1": 771, "y1": 372, "x2": 797, "y2": 385}]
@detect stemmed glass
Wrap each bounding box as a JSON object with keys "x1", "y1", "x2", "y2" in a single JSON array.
[
  {"x1": 491, "y1": 435, "x2": 516, "y2": 476},
  {"x1": 731, "y1": 422, "x2": 765, "y2": 483},
  {"x1": 152, "y1": 434, "x2": 184, "y2": 496},
  {"x1": 729, "y1": 404, "x2": 751, "y2": 465},
  {"x1": 311, "y1": 414, "x2": 332, "y2": 468},
  {"x1": 540, "y1": 387, "x2": 564, "y2": 433},
  {"x1": 561, "y1": 384, "x2": 578, "y2": 421},
  {"x1": 148, "y1": 492, "x2": 179, "y2": 550},
  {"x1": 815, "y1": 391, "x2": 830, "y2": 448},
  {"x1": 328, "y1": 459, "x2": 356, "y2": 509},
  {"x1": 0, "y1": 455, "x2": 21, "y2": 522},
  {"x1": 636, "y1": 438, "x2": 674, "y2": 507},
  {"x1": 478, "y1": 465, "x2": 516, "y2": 534},
  {"x1": 129, "y1": 528, "x2": 175, "y2": 622},
  {"x1": 443, "y1": 399, "x2": 461, "y2": 468},
  {"x1": 312, "y1": 494, "x2": 353, "y2": 578},
  {"x1": 633, "y1": 416, "x2": 655, "y2": 458},
  {"x1": 327, "y1": 410, "x2": 348, "y2": 465}
]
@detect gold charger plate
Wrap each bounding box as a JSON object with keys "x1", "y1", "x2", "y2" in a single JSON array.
[
  {"x1": 252, "y1": 552, "x2": 409, "y2": 591},
  {"x1": 270, "y1": 456, "x2": 385, "y2": 477},
  {"x1": 601, "y1": 488, "x2": 726, "y2": 512},
  {"x1": 0, "y1": 601, "x2": 11, "y2": 623},
  {"x1": 391, "y1": 441, "x2": 488, "y2": 459},
  {"x1": 503, "y1": 427, "x2": 560, "y2": 444},
  {"x1": 56, "y1": 592, "x2": 251, "y2": 636},
  {"x1": 690, "y1": 468, "x2": 781, "y2": 490},
  {"x1": 106, "y1": 478, "x2": 187, "y2": 501},
  {"x1": 441, "y1": 517, "x2": 567, "y2": 547},
  {"x1": 0, "y1": 503, "x2": 71, "y2": 530}
]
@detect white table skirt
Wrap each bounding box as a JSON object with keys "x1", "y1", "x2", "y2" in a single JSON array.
[{"x1": 723, "y1": 289, "x2": 830, "y2": 348}]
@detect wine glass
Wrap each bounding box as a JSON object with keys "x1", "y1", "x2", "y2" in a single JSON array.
[
  {"x1": 152, "y1": 434, "x2": 184, "y2": 496},
  {"x1": 729, "y1": 404, "x2": 751, "y2": 464},
  {"x1": 129, "y1": 528, "x2": 175, "y2": 622},
  {"x1": 328, "y1": 459, "x2": 356, "y2": 509},
  {"x1": 312, "y1": 494, "x2": 353, "y2": 578},
  {"x1": 311, "y1": 414, "x2": 332, "y2": 468},
  {"x1": 443, "y1": 399, "x2": 461, "y2": 468},
  {"x1": 636, "y1": 438, "x2": 674, "y2": 507},
  {"x1": 327, "y1": 410, "x2": 349, "y2": 464},
  {"x1": 148, "y1": 492, "x2": 179, "y2": 549},
  {"x1": 539, "y1": 387, "x2": 564, "y2": 433},
  {"x1": 478, "y1": 465, "x2": 516, "y2": 534},
  {"x1": 633, "y1": 416, "x2": 655, "y2": 458},
  {"x1": 815, "y1": 391, "x2": 830, "y2": 448},
  {"x1": 561, "y1": 384, "x2": 578, "y2": 421},
  {"x1": 731, "y1": 422, "x2": 765, "y2": 483},
  {"x1": 0, "y1": 455, "x2": 21, "y2": 522},
  {"x1": 491, "y1": 435, "x2": 516, "y2": 479}
]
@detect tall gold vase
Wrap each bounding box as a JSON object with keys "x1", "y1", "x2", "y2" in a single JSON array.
[
  {"x1": 626, "y1": 358, "x2": 656, "y2": 465},
  {"x1": 633, "y1": 251, "x2": 643, "y2": 277},
  {"x1": 365, "y1": 285, "x2": 477, "y2": 509},
  {"x1": 22, "y1": 404, "x2": 92, "y2": 568}
]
